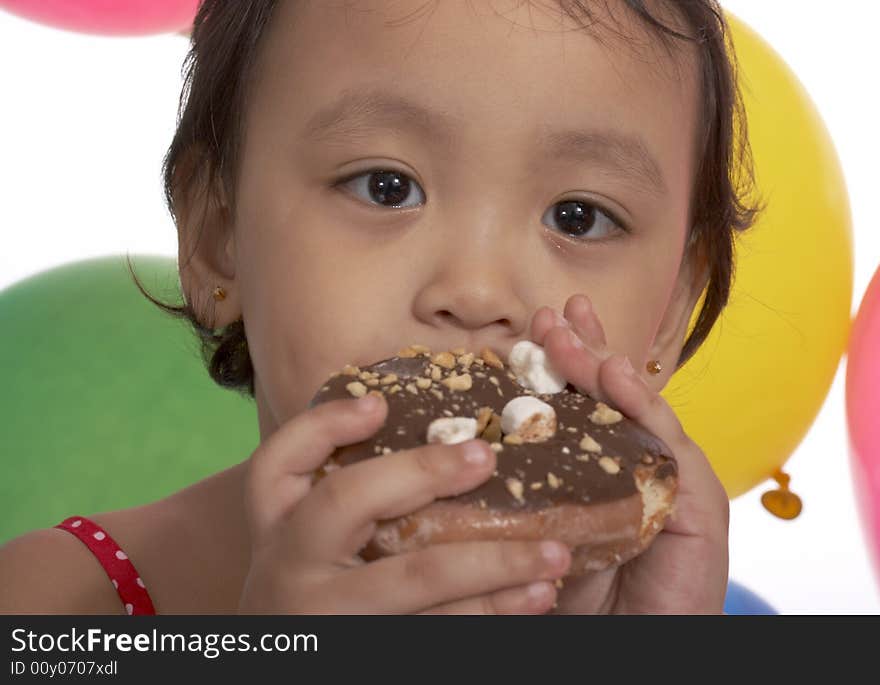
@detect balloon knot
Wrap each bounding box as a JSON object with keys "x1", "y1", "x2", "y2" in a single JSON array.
[{"x1": 761, "y1": 469, "x2": 802, "y2": 520}]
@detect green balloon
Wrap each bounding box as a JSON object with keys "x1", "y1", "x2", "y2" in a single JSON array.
[{"x1": 0, "y1": 256, "x2": 258, "y2": 544}]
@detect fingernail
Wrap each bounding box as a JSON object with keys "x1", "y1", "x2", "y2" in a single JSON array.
[
  {"x1": 462, "y1": 440, "x2": 491, "y2": 465},
  {"x1": 541, "y1": 541, "x2": 566, "y2": 565},
  {"x1": 619, "y1": 356, "x2": 635, "y2": 377},
  {"x1": 566, "y1": 328, "x2": 584, "y2": 349},
  {"x1": 527, "y1": 581, "x2": 552, "y2": 601},
  {"x1": 358, "y1": 393, "x2": 381, "y2": 411},
  {"x1": 552, "y1": 310, "x2": 571, "y2": 329}
]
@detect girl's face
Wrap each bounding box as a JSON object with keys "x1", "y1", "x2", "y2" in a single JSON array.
[{"x1": 190, "y1": 0, "x2": 705, "y2": 439}]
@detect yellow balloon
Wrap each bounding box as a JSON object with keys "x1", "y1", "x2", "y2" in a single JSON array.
[{"x1": 661, "y1": 14, "x2": 853, "y2": 498}]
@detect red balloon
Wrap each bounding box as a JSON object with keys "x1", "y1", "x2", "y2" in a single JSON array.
[
  {"x1": 847, "y1": 264, "x2": 880, "y2": 585},
  {"x1": 0, "y1": 0, "x2": 198, "y2": 36}
]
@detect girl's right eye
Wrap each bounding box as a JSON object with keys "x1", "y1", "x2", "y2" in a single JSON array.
[{"x1": 335, "y1": 169, "x2": 426, "y2": 209}]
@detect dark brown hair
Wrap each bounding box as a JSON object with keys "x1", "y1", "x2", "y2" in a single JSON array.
[{"x1": 131, "y1": 0, "x2": 760, "y2": 399}]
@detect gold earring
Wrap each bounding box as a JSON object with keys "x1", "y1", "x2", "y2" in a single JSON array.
[
  {"x1": 212, "y1": 286, "x2": 227, "y2": 302},
  {"x1": 646, "y1": 360, "x2": 662, "y2": 375}
]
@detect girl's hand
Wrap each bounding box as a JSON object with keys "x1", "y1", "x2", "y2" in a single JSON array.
[
  {"x1": 237, "y1": 394, "x2": 571, "y2": 614},
  {"x1": 530, "y1": 294, "x2": 729, "y2": 614}
]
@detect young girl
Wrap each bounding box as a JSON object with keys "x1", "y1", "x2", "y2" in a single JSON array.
[{"x1": 0, "y1": 0, "x2": 756, "y2": 614}]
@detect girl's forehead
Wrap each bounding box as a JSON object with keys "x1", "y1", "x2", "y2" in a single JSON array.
[{"x1": 252, "y1": 0, "x2": 700, "y2": 172}]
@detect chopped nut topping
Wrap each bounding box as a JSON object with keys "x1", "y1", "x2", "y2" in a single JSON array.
[
  {"x1": 505, "y1": 477, "x2": 525, "y2": 503},
  {"x1": 382, "y1": 447, "x2": 392, "y2": 455},
  {"x1": 442, "y1": 373, "x2": 473, "y2": 392},
  {"x1": 566, "y1": 426, "x2": 578, "y2": 433},
  {"x1": 346, "y1": 381, "x2": 367, "y2": 398},
  {"x1": 503, "y1": 434, "x2": 524, "y2": 446},
  {"x1": 430, "y1": 388, "x2": 445, "y2": 401},
  {"x1": 561, "y1": 446, "x2": 570, "y2": 454},
  {"x1": 579, "y1": 434, "x2": 602, "y2": 453},
  {"x1": 457, "y1": 352, "x2": 475, "y2": 369},
  {"x1": 474, "y1": 358, "x2": 485, "y2": 367},
  {"x1": 475, "y1": 406, "x2": 494, "y2": 435},
  {"x1": 388, "y1": 385, "x2": 402, "y2": 394},
  {"x1": 598, "y1": 456, "x2": 621, "y2": 474},
  {"x1": 489, "y1": 376, "x2": 500, "y2": 386},
  {"x1": 451, "y1": 347, "x2": 466, "y2": 356},
  {"x1": 379, "y1": 373, "x2": 398, "y2": 385},
  {"x1": 547, "y1": 472, "x2": 562, "y2": 489},
  {"x1": 431, "y1": 351, "x2": 456, "y2": 369},
  {"x1": 341, "y1": 365, "x2": 360, "y2": 376},
  {"x1": 575, "y1": 453, "x2": 591, "y2": 462},
  {"x1": 489, "y1": 442, "x2": 504, "y2": 453},
  {"x1": 642, "y1": 454, "x2": 655, "y2": 465},
  {"x1": 589, "y1": 402, "x2": 623, "y2": 425},
  {"x1": 481, "y1": 347, "x2": 504, "y2": 369},
  {"x1": 442, "y1": 409, "x2": 454, "y2": 417},
  {"x1": 474, "y1": 371, "x2": 487, "y2": 379},
  {"x1": 365, "y1": 378, "x2": 379, "y2": 386},
  {"x1": 410, "y1": 344, "x2": 431, "y2": 354},
  {"x1": 358, "y1": 371, "x2": 373, "y2": 381},
  {"x1": 482, "y1": 414, "x2": 502, "y2": 443},
  {"x1": 415, "y1": 377, "x2": 433, "y2": 389},
  {"x1": 415, "y1": 408, "x2": 426, "y2": 415},
  {"x1": 431, "y1": 366, "x2": 443, "y2": 381},
  {"x1": 530, "y1": 481, "x2": 544, "y2": 490},
  {"x1": 405, "y1": 383, "x2": 419, "y2": 395}
]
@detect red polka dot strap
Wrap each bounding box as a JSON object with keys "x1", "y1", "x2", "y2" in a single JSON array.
[{"x1": 55, "y1": 516, "x2": 156, "y2": 616}]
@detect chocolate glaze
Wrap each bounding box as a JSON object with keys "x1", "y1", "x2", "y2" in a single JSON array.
[{"x1": 308, "y1": 349, "x2": 676, "y2": 512}]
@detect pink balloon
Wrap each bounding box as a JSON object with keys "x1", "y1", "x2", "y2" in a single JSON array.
[
  {"x1": 847, "y1": 264, "x2": 880, "y2": 583},
  {"x1": 0, "y1": 0, "x2": 199, "y2": 36}
]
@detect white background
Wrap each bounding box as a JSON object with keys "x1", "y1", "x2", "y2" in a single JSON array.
[{"x1": 1, "y1": 1, "x2": 878, "y2": 613}]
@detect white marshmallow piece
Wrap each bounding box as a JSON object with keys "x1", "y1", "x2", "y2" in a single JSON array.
[
  {"x1": 500, "y1": 396, "x2": 557, "y2": 443},
  {"x1": 426, "y1": 417, "x2": 478, "y2": 445},
  {"x1": 507, "y1": 340, "x2": 566, "y2": 394}
]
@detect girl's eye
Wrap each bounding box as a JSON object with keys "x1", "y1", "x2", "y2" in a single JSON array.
[
  {"x1": 541, "y1": 199, "x2": 625, "y2": 241},
  {"x1": 336, "y1": 169, "x2": 426, "y2": 209}
]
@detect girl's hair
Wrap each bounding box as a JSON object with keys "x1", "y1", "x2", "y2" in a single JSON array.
[{"x1": 131, "y1": 0, "x2": 760, "y2": 399}]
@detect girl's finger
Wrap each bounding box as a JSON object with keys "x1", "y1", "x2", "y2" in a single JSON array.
[
  {"x1": 287, "y1": 440, "x2": 497, "y2": 563},
  {"x1": 542, "y1": 324, "x2": 611, "y2": 404},
  {"x1": 246, "y1": 394, "x2": 389, "y2": 541},
  {"x1": 596, "y1": 354, "x2": 729, "y2": 536},
  {"x1": 529, "y1": 305, "x2": 568, "y2": 345},
  {"x1": 419, "y1": 581, "x2": 557, "y2": 615},
  {"x1": 563, "y1": 294, "x2": 607, "y2": 348},
  {"x1": 325, "y1": 539, "x2": 568, "y2": 613}
]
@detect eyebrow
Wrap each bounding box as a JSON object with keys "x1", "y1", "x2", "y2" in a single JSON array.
[{"x1": 303, "y1": 87, "x2": 667, "y2": 195}]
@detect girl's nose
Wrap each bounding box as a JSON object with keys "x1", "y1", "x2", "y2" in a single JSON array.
[{"x1": 410, "y1": 223, "x2": 529, "y2": 336}]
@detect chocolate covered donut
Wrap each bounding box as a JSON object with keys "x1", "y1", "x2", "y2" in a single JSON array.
[{"x1": 308, "y1": 343, "x2": 677, "y2": 575}]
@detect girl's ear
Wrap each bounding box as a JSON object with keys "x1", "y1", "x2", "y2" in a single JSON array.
[
  {"x1": 646, "y1": 230, "x2": 710, "y2": 375},
  {"x1": 173, "y1": 145, "x2": 241, "y2": 330}
]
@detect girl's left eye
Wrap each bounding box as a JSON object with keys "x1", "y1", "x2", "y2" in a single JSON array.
[
  {"x1": 335, "y1": 169, "x2": 426, "y2": 209},
  {"x1": 541, "y1": 200, "x2": 625, "y2": 241}
]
